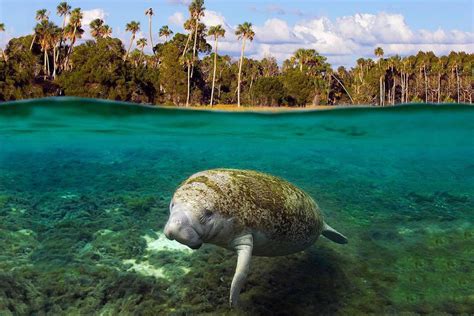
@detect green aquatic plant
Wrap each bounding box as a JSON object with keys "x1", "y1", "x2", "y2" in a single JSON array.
[
  {"x1": 0, "y1": 100, "x2": 473, "y2": 314},
  {"x1": 124, "y1": 196, "x2": 158, "y2": 215}
]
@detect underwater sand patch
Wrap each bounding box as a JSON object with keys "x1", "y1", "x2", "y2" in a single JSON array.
[
  {"x1": 123, "y1": 232, "x2": 192, "y2": 280},
  {"x1": 123, "y1": 259, "x2": 168, "y2": 278},
  {"x1": 143, "y1": 233, "x2": 192, "y2": 253}
]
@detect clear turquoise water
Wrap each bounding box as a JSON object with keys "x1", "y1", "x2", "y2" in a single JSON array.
[{"x1": 0, "y1": 98, "x2": 473, "y2": 315}]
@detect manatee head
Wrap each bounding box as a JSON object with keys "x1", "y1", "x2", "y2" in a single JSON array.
[{"x1": 164, "y1": 180, "x2": 236, "y2": 249}]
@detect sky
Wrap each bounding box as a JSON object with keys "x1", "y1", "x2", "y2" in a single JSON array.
[{"x1": 1, "y1": 0, "x2": 473, "y2": 67}]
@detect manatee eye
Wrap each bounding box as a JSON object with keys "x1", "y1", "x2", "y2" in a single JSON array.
[{"x1": 200, "y1": 209, "x2": 213, "y2": 223}]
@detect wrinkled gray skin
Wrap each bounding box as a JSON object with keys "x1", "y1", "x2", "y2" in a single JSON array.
[{"x1": 164, "y1": 169, "x2": 347, "y2": 307}]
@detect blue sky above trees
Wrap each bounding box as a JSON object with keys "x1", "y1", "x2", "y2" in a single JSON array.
[{"x1": 1, "y1": 0, "x2": 473, "y2": 66}]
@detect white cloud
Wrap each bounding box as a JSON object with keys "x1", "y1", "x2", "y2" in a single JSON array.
[
  {"x1": 222, "y1": 12, "x2": 473, "y2": 67},
  {"x1": 168, "y1": 12, "x2": 185, "y2": 27},
  {"x1": 334, "y1": 13, "x2": 414, "y2": 45},
  {"x1": 202, "y1": 10, "x2": 230, "y2": 29},
  {"x1": 82, "y1": 9, "x2": 108, "y2": 26},
  {"x1": 195, "y1": 10, "x2": 473, "y2": 67},
  {"x1": 254, "y1": 18, "x2": 299, "y2": 44}
]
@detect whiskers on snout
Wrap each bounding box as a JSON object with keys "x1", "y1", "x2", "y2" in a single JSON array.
[{"x1": 164, "y1": 211, "x2": 203, "y2": 249}]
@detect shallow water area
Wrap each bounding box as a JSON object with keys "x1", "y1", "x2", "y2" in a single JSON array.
[{"x1": 0, "y1": 98, "x2": 473, "y2": 315}]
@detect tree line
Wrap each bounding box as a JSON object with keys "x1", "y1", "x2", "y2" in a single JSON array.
[{"x1": 0, "y1": 1, "x2": 472, "y2": 106}]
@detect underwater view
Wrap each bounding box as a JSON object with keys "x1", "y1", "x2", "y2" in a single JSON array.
[{"x1": 0, "y1": 98, "x2": 473, "y2": 315}]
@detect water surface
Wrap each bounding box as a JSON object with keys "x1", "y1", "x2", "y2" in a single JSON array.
[{"x1": 0, "y1": 98, "x2": 473, "y2": 315}]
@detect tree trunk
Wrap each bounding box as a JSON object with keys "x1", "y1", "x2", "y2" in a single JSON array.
[
  {"x1": 53, "y1": 44, "x2": 57, "y2": 79},
  {"x1": 249, "y1": 75, "x2": 255, "y2": 106},
  {"x1": 406, "y1": 75, "x2": 409, "y2": 102},
  {"x1": 331, "y1": 74, "x2": 354, "y2": 104},
  {"x1": 149, "y1": 16, "x2": 154, "y2": 51},
  {"x1": 46, "y1": 49, "x2": 50, "y2": 76},
  {"x1": 59, "y1": 16, "x2": 67, "y2": 52},
  {"x1": 30, "y1": 34, "x2": 36, "y2": 51},
  {"x1": 237, "y1": 38, "x2": 246, "y2": 107},
  {"x1": 326, "y1": 74, "x2": 331, "y2": 104},
  {"x1": 125, "y1": 34, "x2": 135, "y2": 61},
  {"x1": 210, "y1": 37, "x2": 218, "y2": 107},
  {"x1": 392, "y1": 76, "x2": 396, "y2": 105},
  {"x1": 379, "y1": 76, "x2": 383, "y2": 106},
  {"x1": 44, "y1": 49, "x2": 48, "y2": 79},
  {"x1": 456, "y1": 66, "x2": 460, "y2": 103},
  {"x1": 55, "y1": 41, "x2": 60, "y2": 69},
  {"x1": 182, "y1": 32, "x2": 192, "y2": 58},
  {"x1": 382, "y1": 78, "x2": 385, "y2": 106},
  {"x1": 312, "y1": 89, "x2": 320, "y2": 106},
  {"x1": 186, "y1": 62, "x2": 191, "y2": 107},
  {"x1": 400, "y1": 71, "x2": 405, "y2": 103},
  {"x1": 191, "y1": 17, "x2": 199, "y2": 77},
  {"x1": 424, "y1": 65, "x2": 428, "y2": 102},
  {"x1": 437, "y1": 74, "x2": 441, "y2": 103},
  {"x1": 64, "y1": 27, "x2": 77, "y2": 69}
]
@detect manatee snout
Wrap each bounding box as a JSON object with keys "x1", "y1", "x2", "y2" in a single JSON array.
[{"x1": 164, "y1": 209, "x2": 203, "y2": 249}]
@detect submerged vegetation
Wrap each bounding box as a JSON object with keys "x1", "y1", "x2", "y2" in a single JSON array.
[
  {"x1": 0, "y1": 1, "x2": 472, "y2": 106},
  {"x1": 0, "y1": 100, "x2": 473, "y2": 314}
]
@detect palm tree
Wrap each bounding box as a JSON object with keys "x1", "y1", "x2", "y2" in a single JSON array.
[
  {"x1": 102, "y1": 25, "x2": 112, "y2": 38},
  {"x1": 63, "y1": 8, "x2": 83, "y2": 69},
  {"x1": 189, "y1": 0, "x2": 205, "y2": 70},
  {"x1": 57, "y1": 2, "x2": 71, "y2": 27},
  {"x1": 180, "y1": 52, "x2": 193, "y2": 107},
  {"x1": 36, "y1": 20, "x2": 59, "y2": 78},
  {"x1": 30, "y1": 9, "x2": 49, "y2": 50},
  {"x1": 159, "y1": 25, "x2": 173, "y2": 42},
  {"x1": 51, "y1": 28, "x2": 61, "y2": 78},
  {"x1": 90, "y1": 18, "x2": 104, "y2": 39},
  {"x1": 208, "y1": 25, "x2": 225, "y2": 106},
  {"x1": 293, "y1": 48, "x2": 313, "y2": 72},
  {"x1": 235, "y1": 22, "x2": 255, "y2": 107},
  {"x1": 57, "y1": 2, "x2": 71, "y2": 45},
  {"x1": 136, "y1": 38, "x2": 147, "y2": 62},
  {"x1": 125, "y1": 21, "x2": 140, "y2": 60},
  {"x1": 374, "y1": 47, "x2": 385, "y2": 105},
  {"x1": 145, "y1": 8, "x2": 154, "y2": 49},
  {"x1": 374, "y1": 47, "x2": 384, "y2": 60},
  {"x1": 89, "y1": 19, "x2": 111, "y2": 40}
]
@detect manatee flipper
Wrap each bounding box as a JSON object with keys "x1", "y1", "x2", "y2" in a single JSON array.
[
  {"x1": 322, "y1": 222, "x2": 348, "y2": 244},
  {"x1": 229, "y1": 233, "x2": 253, "y2": 307}
]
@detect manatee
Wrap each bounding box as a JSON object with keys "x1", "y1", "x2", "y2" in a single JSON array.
[{"x1": 164, "y1": 168, "x2": 347, "y2": 307}]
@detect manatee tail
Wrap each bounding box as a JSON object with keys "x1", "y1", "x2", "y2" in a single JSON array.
[{"x1": 322, "y1": 222, "x2": 348, "y2": 244}]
